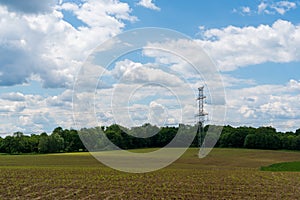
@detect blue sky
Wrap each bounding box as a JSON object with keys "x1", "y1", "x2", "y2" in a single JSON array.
[{"x1": 0, "y1": 0, "x2": 300, "y2": 134}]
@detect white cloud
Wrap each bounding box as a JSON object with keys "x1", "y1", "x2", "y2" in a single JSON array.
[
  {"x1": 271, "y1": 1, "x2": 297, "y2": 15},
  {"x1": 224, "y1": 79, "x2": 300, "y2": 131},
  {"x1": 0, "y1": 92, "x2": 25, "y2": 102},
  {"x1": 112, "y1": 59, "x2": 184, "y2": 87},
  {"x1": 0, "y1": 89, "x2": 77, "y2": 134},
  {"x1": 46, "y1": 90, "x2": 73, "y2": 107},
  {"x1": 72, "y1": 52, "x2": 200, "y2": 129},
  {"x1": 239, "y1": 105, "x2": 257, "y2": 118},
  {"x1": 258, "y1": 2, "x2": 268, "y2": 14},
  {"x1": 60, "y1": 0, "x2": 137, "y2": 27},
  {"x1": 288, "y1": 79, "x2": 300, "y2": 90},
  {"x1": 257, "y1": 1, "x2": 296, "y2": 15},
  {"x1": 149, "y1": 101, "x2": 168, "y2": 126},
  {"x1": 242, "y1": 6, "x2": 251, "y2": 14},
  {"x1": 0, "y1": 0, "x2": 137, "y2": 134},
  {"x1": 237, "y1": 1, "x2": 297, "y2": 15},
  {"x1": 142, "y1": 39, "x2": 227, "y2": 109},
  {"x1": 143, "y1": 39, "x2": 220, "y2": 81},
  {"x1": 137, "y1": 0, "x2": 160, "y2": 11},
  {"x1": 0, "y1": 0, "x2": 136, "y2": 88},
  {"x1": 199, "y1": 20, "x2": 300, "y2": 71},
  {"x1": 70, "y1": 23, "x2": 300, "y2": 132},
  {"x1": 107, "y1": 65, "x2": 193, "y2": 127}
]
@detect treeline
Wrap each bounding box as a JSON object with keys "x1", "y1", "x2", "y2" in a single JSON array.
[
  {"x1": 218, "y1": 126, "x2": 300, "y2": 150},
  {"x1": 0, "y1": 127, "x2": 85, "y2": 154},
  {"x1": 0, "y1": 124, "x2": 299, "y2": 154}
]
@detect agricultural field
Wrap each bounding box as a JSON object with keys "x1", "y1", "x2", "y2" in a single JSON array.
[
  {"x1": 0, "y1": 148, "x2": 299, "y2": 199},
  {"x1": 261, "y1": 161, "x2": 300, "y2": 172}
]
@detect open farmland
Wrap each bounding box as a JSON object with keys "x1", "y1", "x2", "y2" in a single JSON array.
[{"x1": 0, "y1": 148, "x2": 299, "y2": 199}]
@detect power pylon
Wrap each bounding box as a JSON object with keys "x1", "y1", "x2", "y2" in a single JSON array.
[{"x1": 196, "y1": 86, "x2": 208, "y2": 147}]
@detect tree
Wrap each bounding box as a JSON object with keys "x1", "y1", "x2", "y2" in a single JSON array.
[
  {"x1": 12, "y1": 132, "x2": 24, "y2": 153},
  {"x1": 53, "y1": 127, "x2": 64, "y2": 136},
  {"x1": 0, "y1": 137, "x2": 3, "y2": 152},
  {"x1": 295, "y1": 135, "x2": 300, "y2": 150},
  {"x1": 66, "y1": 129, "x2": 85, "y2": 152},
  {"x1": 11, "y1": 132, "x2": 31, "y2": 153},
  {"x1": 105, "y1": 124, "x2": 131, "y2": 149},
  {"x1": 243, "y1": 127, "x2": 281, "y2": 150},
  {"x1": 281, "y1": 135, "x2": 297, "y2": 150},
  {"x1": 153, "y1": 126, "x2": 177, "y2": 147},
  {"x1": 48, "y1": 133, "x2": 64, "y2": 153},
  {"x1": 38, "y1": 132, "x2": 64, "y2": 153},
  {"x1": 218, "y1": 125, "x2": 244, "y2": 147},
  {"x1": 19, "y1": 135, "x2": 32, "y2": 153},
  {"x1": 29, "y1": 134, "x2": 40, "y2": 153},
  {"x1": 244, "y1": 134, "x2": 256, "y2": 149},
  {"x1": 38, "y1": 134, "x2": 49, "y2": 153},
  {"x1": 0, "y1": 125, "x2": 299, "y2": 153},
  {"x1": 296, "y1": 128, "x2": 300, "y2": 136}
]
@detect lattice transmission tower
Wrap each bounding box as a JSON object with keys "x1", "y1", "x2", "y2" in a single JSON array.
[{"x1": 196, "y1": 86, "x2": 208, "y2": 148}]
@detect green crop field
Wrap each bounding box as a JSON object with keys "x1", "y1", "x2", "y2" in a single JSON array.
[
  {"x1": 261, "y1": 161, "x2": 300, "y2": 172},
  {"x1": 0, "y1": 148, "x2": 299, "y2": 199}
]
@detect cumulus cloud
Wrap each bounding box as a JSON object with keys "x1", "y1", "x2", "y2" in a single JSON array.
[
  {"x1": 137, "y1": 0, "x2": 160, "y2": 11},
  {"x1": 149, "y1": 101, "x2": 167, "y2": 126},
  {"x1": 199, "y1": 20, "x2": 300, "y2": 71},
  {"x1": 112, "y1": 59, "x2": 184, "y2": 87},
  {"x1": 0, "y1": 92, "x2": 25, "y2": 102},
  {"x1": 0, "y1": 89, "x2": 76, "y2": 134},
  {"x1": 74, "y1": 20, "x2": 299, "y2": 131},
  {"x1": 0, "y1": 0, "x2": 138, "y2": 133},
  {"x1": 46, "y1": 90, "x2": 73, "y2": 107},
  {"x1": 224, "y1": 79, "x2": 300, "y2": 131},
  {"x1": 0, "y1": 0, "x2": 136, "y2": 88},
  {"x1": 72, "y1": 52, "x2": 198, "y2": 129}
]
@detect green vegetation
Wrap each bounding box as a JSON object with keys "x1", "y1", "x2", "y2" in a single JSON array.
[
  {"x1": 219, "y1": 126, "x2": 300, "y2": 150},
  {"x1": 0, "y1": 148, "x2": 299, "y2": 199},
  {"x1": 0, "y1": 127, "x2": 85, "y2": 154},
  {"x1": 261, "y1": 161, "x2": 300, "y2": 172},
  {"x1": 0, "y1": 124, "x2": 300, "y2": 154}
]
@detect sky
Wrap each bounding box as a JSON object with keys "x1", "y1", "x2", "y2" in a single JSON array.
[{"x1": 0, "y1": 0, "x2": 300, "y2": 135}]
